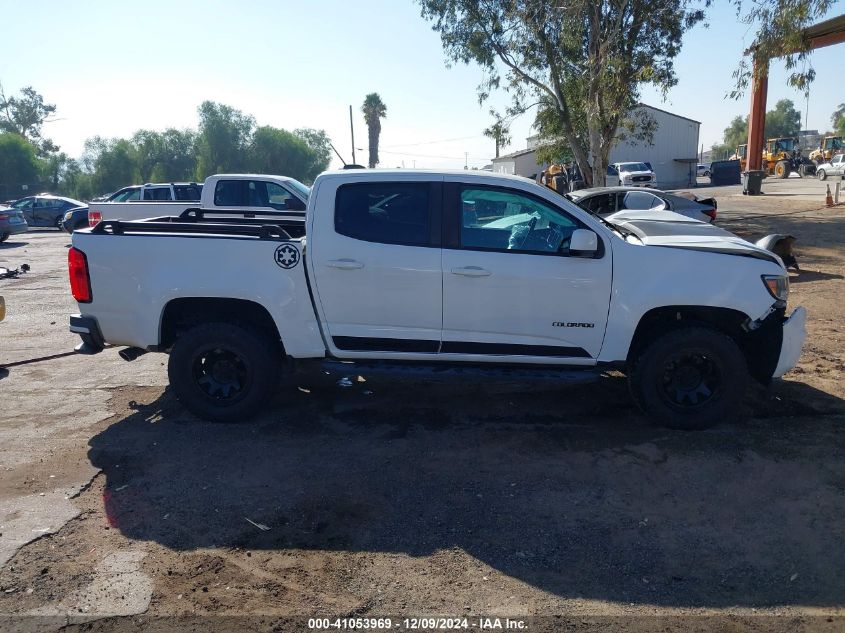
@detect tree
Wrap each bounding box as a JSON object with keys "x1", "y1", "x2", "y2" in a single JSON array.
[
  {"x1": 361, "y1": 93, "x2": 387, "y2": 168},
  {"x1": 195, "y1": 101, "x2": 255, "y2": 178},
  {"x1": 831, "y1": 103, "x2": 845, "y2": 138},
  {"x1": 247, "y1": 126, "x2": 314, "y2": 182},
  {"x1": 0, "y1": 132, "x2": 40, "y2": 198},
  {"x1": 83, "y1": 136, "x2": 138, "y2": 196},
  {"x1": 729, "y1": 1, "x2": 835, "y2": 98},
  {"x1": 0, "y1": 84, "x2": 58, "y2": 156},
  {"x1": 710, "y1": 99, "x2": 802, "y2": 160},
  {"x1": 483, "y1": 111, "x2": 511, "y2": 158},
  {"x1": 294, "y1": 128, "x2": 333, "y2": 181},
  {"x1": 40, "y1": 152, "x2": 73, "y2": 191},
  {"x1": 764, "y1": 98, "x2": 801, "y2": 139},
  {"x1": 132, "y1": 128, "x2": 197, "y2": 182},
  {"x1": 418, "y1": 1, "x2": 705, "y2": 186}
]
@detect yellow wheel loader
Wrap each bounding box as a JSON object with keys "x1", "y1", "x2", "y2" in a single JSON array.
[{"x1": 809, "y1": 136, "x2": 843, "y2": 165}]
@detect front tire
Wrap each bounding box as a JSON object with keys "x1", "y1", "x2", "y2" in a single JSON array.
[
  {"x1": 629, "y1": 326, "x2": 747, "y2": 430},
  {"x1": 167, "y1": 322, "x2": 280, "y2": 422}
]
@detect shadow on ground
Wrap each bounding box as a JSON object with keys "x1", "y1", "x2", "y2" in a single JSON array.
[
  {"x1": 0, "y1": 240, "x2": 29, "y2": 249},
  {"x1": 87, "y1": 370, "x2": 845, "y2": 609}
]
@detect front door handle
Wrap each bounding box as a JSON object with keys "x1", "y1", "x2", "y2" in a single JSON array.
[
  {"x1": 450, "y1": 266, "x2": 492, "y2": 277},
  {"x1": 326, "y1": 259, "x2": 364, "y2": 270}
]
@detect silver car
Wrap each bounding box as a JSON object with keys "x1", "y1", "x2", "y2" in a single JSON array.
[
  {"x1": 564, "y1": 186, "x2": 717, "y2": 223},
  {"x1": 0, "y1": 205, "x2": 28, "y2": 242},
  {"x1": 817, "y1": 154, "x2": 844, "y2": 181}
]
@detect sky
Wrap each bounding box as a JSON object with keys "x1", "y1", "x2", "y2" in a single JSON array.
[{"x1": 1, "y1": 0, "x2": 842, "y2": 170}]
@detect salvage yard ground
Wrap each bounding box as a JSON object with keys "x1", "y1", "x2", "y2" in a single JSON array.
[{"x1": 1, "y1": 177, "x2": 844, "y2": 632}]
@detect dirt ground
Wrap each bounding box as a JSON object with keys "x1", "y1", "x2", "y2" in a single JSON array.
[{"x1": 1, "y1": 177, "x2": 844, "y2": 632}]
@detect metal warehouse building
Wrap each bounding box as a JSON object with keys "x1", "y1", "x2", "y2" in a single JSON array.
[{"x1": 491, "y1": 103, "x2": 701, "y2": 190}]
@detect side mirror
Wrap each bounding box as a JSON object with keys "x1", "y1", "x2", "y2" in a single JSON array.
[{"x1": 569, "y1": 229, "x2": 598, "y2": 257}]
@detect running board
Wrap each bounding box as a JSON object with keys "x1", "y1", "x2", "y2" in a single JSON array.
[{"x1": 321, "y1": 360, "x2": 601, "y2": 384}]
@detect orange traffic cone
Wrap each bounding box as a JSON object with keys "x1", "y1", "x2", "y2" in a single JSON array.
[{"x1": 826, "y1": 184, "x2": 834, "y2": 207}]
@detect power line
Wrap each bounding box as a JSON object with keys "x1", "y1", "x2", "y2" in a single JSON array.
[
  {"x1": 381, "y1": 134, "x2": 485, "y2": 149},
  {"x1": 360, "y1": 148, "x2": 491, "y2": 161}
]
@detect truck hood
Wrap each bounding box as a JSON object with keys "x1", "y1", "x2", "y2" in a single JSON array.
[{"x1": 608, "y1": 211, "x2": 782, "y2": 265}]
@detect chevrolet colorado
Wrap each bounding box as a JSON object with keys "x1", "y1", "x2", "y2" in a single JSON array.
[{"x1": 68, "y1": 169, "x2": 806, "y2": 429}]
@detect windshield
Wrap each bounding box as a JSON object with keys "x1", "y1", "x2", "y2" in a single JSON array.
[
  {"x1": 286, "y1": 179, "x2": 311, "y2": 200},
  {"x1": 618, "y1": 162, "x2": 649, "y2": 172},
  {"x1": 774, "y1": 138, "x2": 796, "y2": 151}
]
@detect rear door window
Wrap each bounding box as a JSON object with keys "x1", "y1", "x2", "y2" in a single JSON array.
[
  {"x1": 173, "y1": 184, "x2": 202, "y2": 201},
  {"x1": 213, "y1": 179, "x2": 303, "y2": 210},
  {"x1": 335, "y1": 182, "x2": 434, "y2": 246},
  {"x1": 142, "y1": 187, "x2": 173, "y2": 201}
]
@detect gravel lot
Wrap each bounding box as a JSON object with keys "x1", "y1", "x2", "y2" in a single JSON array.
[{"x1": 1, "y1": 178, "x2": 844, "y2": 632}]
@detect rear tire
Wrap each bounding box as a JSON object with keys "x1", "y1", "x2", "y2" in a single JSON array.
[
  {"x1": 0, "y1": 232, "x2": 8, "y2": 243},
  {"x1": 775, "y1": 161, "x2": 790, "y2": 179},
  {"x1": 54, "y1": 216, "x2": 63, "y2": 230},
  {"x1": 167, "y1": 322, "x2": 280, "y2": 422},
  {"x1": 629, "y1": 326, "x2": 747, "y2": 430},
  {"x1": 818, "y1": 169, "x2": 827, "y2": 181}
]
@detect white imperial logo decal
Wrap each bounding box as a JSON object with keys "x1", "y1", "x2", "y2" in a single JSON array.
[{"x1": 274, "y1": 244, "x2": 300, "y2": 269}]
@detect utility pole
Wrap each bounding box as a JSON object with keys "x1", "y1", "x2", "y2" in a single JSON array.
[
  {"x1": 804, "y1": 88, "x2": 810, "y2": 131},
  {"x1": 349, "y1": 105, "x2": 356, "y2": 165}
]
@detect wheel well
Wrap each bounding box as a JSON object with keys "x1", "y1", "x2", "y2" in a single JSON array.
[
  {"x1": 159, "y1": 298, "x2": 282, "y2": 351},
  {"x1": 627, "y1": 305, "x2": 778, "y2": 383}
]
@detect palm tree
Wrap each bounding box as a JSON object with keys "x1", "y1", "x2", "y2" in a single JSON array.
[
  {"x1": 484, "y1": 113, "x2": 511, "y2": 159},
  {"x1": 362, "y1": 93, "x2": 387, "y2": 168}
]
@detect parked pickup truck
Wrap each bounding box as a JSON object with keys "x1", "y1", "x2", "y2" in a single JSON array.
[
  {"x1": 67, "y1": 169, "x2": 806, "y2": 429},
  {"x1": 87, "y1": 173, "x2": 310, "y2": 226}
]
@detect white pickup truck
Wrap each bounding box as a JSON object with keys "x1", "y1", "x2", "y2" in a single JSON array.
[
  {"x1": 67, "y1": 169, "x2": 806, "y2": 429},
  {"x1": 87, "y1": 173, "x2": 310, "y2": 226}
]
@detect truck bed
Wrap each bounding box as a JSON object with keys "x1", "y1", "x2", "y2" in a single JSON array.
[{"x1": 72, "y1": 209, "x2": 322, "y2": 357}]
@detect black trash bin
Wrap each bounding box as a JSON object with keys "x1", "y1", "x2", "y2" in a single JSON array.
[{"x1": 742, "y1": 170, "x2": 765, "y2": 195}]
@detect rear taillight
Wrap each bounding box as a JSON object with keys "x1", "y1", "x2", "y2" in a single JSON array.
[
  {"x1": 88, "y1": 210, "x2": 102, "y2": 227},
  {"x1": 704, "y1": 208, "x2": 717, "y2": 222},
  {"x1": 68, "y1": 247, "x2": 92, "y2": 303},
  {"x1": 0, "y1": 214, "x2": 8, "y2": 220}
]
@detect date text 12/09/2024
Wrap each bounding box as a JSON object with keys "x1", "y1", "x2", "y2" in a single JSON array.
[{"x1": 308, "y1": 617, "x2": 528, "y2": 630}]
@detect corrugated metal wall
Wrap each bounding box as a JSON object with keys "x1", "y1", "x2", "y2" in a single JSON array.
[
  {"x1": 494, "y1": 105, "x2": 701, "y2": 190},
  {"x1": 610, "y1": 106, "x2": 700, "y2": 189}
]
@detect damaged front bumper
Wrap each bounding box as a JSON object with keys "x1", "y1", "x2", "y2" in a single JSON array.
[
  {"x1": 743, "y1": 304, "x2": 807, "y2": 383},
  {"x1": 773, "y1": 306, "x2": 807, "y2": 378}
]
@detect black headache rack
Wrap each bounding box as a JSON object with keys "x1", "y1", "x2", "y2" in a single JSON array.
[{"x1": 90, "y1": 207, "x2": 306, "y2": 240}]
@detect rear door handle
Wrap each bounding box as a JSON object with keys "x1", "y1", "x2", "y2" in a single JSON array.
[
  {"x1": 450, "y1": 266, "x2": 492, "y2": 277},
  {"x1": 326, "y1": 259, "x2": 364, "y2": 270}
]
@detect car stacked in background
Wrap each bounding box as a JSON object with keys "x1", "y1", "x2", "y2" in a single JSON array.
[
  {"x1": 4, "y1": 194, "x2": 83, "y2": 234},
  {"x1": 0, "y1": 203, "x2": 28, "y2": 242},
  {"x1": 610, "y1": 161, "x2": 658, "y2": 188},
  {"x1": 816, "y1": 153, "x2": 845, "y2": 181},
  {"x1": 62, "y1": 182, "x2": 204, "y2": 232},
  {"x1": 565, "y1": 187, "x2": 718, "y2": 223}
]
